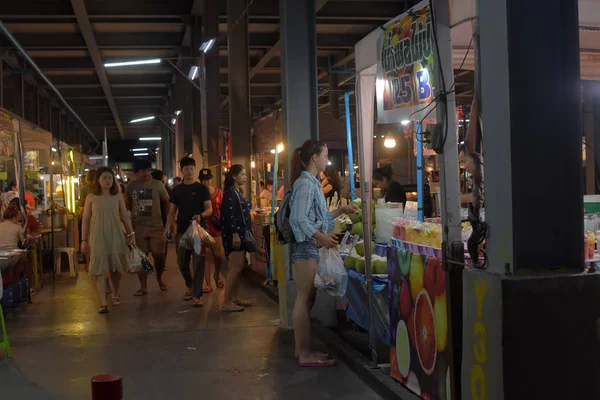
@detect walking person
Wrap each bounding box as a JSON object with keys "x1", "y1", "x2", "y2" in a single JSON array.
[
  {"x1": 220, "y1": 165, "x2": 253, "y2": 312},
  {"x1": 125, "y1": 160, "x2": 171, "y2": 295},
  {"x1": 289, "y1": 140, "x2": 358, "y2": 367},
  {"x1": 80, "y1": 167, "x2": 136, "y2": 314},
  {"x1": 199, "y1": 168, "x2": 225, "y2": 293},
  {"x1": 164, "y1": 157, "x2": 212, "y2": 307},
  {"x1": 151, "y1": 169, "x2": 172, "y2": 271}
]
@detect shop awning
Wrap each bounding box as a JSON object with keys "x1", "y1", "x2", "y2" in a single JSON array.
[{"x1": 0, "y1": 107, "x2": 53, "y2": 152}]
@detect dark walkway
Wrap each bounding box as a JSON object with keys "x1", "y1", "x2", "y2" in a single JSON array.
[{"x1": 1, "y1": 247, "x2": 382, "y2": 399}]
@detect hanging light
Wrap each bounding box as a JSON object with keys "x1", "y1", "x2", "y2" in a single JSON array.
[
  {"x1": 251, "y1": 161, "x2": 256, "y2": 168},
  {"x1": 384, "y1": 133, "x2": 397, "y2": 148}
]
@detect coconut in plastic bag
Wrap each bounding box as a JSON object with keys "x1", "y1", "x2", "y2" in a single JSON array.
[{"x1": 314, "y1": 248, "x2": 348, "y2": 297}]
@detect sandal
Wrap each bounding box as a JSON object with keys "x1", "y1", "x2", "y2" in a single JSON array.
[
  {"x1": 299, "y1": 358, "x2": 337, "y2": 368},
  {"x1": 98, "y1": 305, "x2": 109, "y2": 314},
  {"x1": 222, "y1": 303, "x2": 244, "y2": 312},
  {"x1": 233, "y1": 299, "x2": 253, "y2": 308},
  {"x1": 193, "y1": 298, "x2": 203, "y2": 307},
  {"x1": 183, "y1": 292, "x2": 192, "y2": 301},
  {"x1": 159, "y1": 283, "x2": 169, "y2": 292},
  {"x1": 133, "y1": 289, "x2": 148, "y2": 297},
  {"x1": 215, "y1": 277, "x2": 225, "y2": 289},
  {"x1": 203, "y1": 286, "x2": 213, "y2": 294},
  {"x1": 111, "y1": 296, "x2": 121, "y2": 306}
]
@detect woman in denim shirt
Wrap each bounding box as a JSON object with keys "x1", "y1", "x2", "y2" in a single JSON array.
[{"x1": 289, "y1": 139, "x2": 358, "y2": 367}]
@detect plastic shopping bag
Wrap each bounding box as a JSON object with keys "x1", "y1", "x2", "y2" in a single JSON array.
[
  {"x1": 179, "y1": 222, "x2": 197, "y2": 251},
  {"x1": 128, "y1": 246, "x2": 143, "y2": 273},
  {"x1": 196, "y1": 224, "x2": 216, "y2": 248},
  {"x1": 128, "y1": 246, "x2": 154, "y2": 274},
  {"x1": 314, "y1": 248, "x2": 348, "y2": 297}
]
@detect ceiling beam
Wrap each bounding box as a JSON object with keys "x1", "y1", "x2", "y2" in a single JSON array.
[
  {"x1": 70, "y1": 0, "x2": 125, "y2": 139},
  {"x1": 220, "y1": 0, "x2": 329, "y2": 110}
]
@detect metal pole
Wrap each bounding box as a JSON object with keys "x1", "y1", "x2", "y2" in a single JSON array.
[
  {"x1": 356, "y1": 74, "x2": 377, "y2": 366},
  {"x1": 0, "y1": 21, "x2": 100, "y2": 146},
  {"x1": 268, "y1": 150, "x2": 278, "y2": 283},
  {"x1": 20, "y1": 73, "x2": 24, "y2": 118},
  {"x1": 103, "y1": 128, "x2": 108, "y2": 166},
  {"x1": 157, "y1": 116, "x2": 176, "y2": 134},
  {"x1": 164, "y1": 59, "x2": 202, "y2": 92},
  {"x1": 344, "y1": 90, "x2": 355, "y2": 200},
  {"x1": 416, "y1": 121, "x2": 424, "y2": 221}
]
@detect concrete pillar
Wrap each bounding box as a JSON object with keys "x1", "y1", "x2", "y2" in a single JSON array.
[
  {"x1": 328, "y1": 72, "x2": 339, "y2": 119},
  {"x1": 460, "y1": 1, "x2": 595, "y2": 399},
  {"x1": 173, "y1": 79, "x2": 185, "y2": 175},
  {"x1": 479, "y1": 0, "x2": 582, "y2": 273},
  {"x1": 190, "y1": 19, "x2": 203, "y2": 165},
  {"x1": 228, "y1": 0, "x2": 252, "y2": 194},
  {"x1": 203, "y1": 0, "x2": 221, "y2": 169},
  {"x1": 182, "y1": 47, "x2": 194, "y2": 158},
  {"x1": 278, "y1": 0, "x2": 335, "y2": 329}
]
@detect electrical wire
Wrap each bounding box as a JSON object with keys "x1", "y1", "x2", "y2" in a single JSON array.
[{"x1": 412, "y1": 8, "x2": 473, "y2": 145}]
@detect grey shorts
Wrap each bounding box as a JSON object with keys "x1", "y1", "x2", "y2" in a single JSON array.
[{"x1": 291, "y1": 239, "x2": 320, "y2": 263}]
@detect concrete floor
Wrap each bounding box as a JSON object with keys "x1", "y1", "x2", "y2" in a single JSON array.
[{"x1": 1, "y1": 247, "x2": 383, "y2": 400}]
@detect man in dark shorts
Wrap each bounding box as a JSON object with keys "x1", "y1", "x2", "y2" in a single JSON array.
[
  {"x1": 125, "y1": 160, "x2": 171, "y2": 295},
  {"x1": 164, "y1": 157, "x2": 212, "y2": 307}
]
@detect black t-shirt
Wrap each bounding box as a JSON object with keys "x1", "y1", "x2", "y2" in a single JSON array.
[
  {"x1": 385, "y1": 181, "x2": 407, "y2": 205},
  {"x1": 170, "y1": 182, "x2": 211, "y2": 233}
]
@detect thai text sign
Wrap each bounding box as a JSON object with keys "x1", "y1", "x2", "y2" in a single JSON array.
[{"x1": 377, "y1": 2, "x2": 435, "y2": 123}]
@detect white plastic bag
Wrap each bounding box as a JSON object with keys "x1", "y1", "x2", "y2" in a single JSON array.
[
  {"x1": 314, "y1": 248, "x2": 348, "y2": 297},
  {"x1": 128, "y1": 246, "x2": 143, "y2": 273}
]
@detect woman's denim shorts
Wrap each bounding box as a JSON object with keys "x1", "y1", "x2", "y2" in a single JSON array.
[{"x1": 291, "y1": 239, "x2": 320, "y2": 263}]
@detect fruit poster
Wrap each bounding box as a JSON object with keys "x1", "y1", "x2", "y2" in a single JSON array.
[
  {"x1": 376, "y1": 1, "x2": 436, "y2": 124},
  {"x1": 388, "y1": 247, "x2": 451, "y2": 399}
]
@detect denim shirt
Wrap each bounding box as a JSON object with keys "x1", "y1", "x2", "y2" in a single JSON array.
[{"x1": 289, "y1": 171, "x2": 334, "y2": 243}]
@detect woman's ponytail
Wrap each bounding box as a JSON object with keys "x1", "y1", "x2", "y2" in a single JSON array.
[{"x1": 290, "y1": 139, "x2": 327, "y2": 185}]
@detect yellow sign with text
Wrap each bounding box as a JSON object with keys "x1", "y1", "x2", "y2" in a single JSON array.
[{"x1": 471, "y1": 279, "x2": 488, "y2": 400}]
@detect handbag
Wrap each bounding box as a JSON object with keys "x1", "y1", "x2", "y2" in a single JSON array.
[{"x1": 233, "y1": 189, "x2": 257, "y2": 253}]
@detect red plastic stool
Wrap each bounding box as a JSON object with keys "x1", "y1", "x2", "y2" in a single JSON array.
[{"x1": 91, "y1": 374, "x2": 123, "y2": 400}]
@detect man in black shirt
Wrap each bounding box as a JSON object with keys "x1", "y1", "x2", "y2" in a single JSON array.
[{"x1": 164, "y1": 157, "x2": 212, "y2": 307}]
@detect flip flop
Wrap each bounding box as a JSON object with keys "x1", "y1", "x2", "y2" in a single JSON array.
[
  {"x1": 183, "y1": 292, "x2": 192, "y2": 301},
  {"x1": 192, "y1": 298, "x2": 203, "y2": 307},
  {"x1": 159, "y1": 283, "x2": 169, "y2": 292},
  {"x1": 295, "y1": 352, "x2": 331, "y2": 360},
  {"x1": 203, "y1": 286, "x2": 213, "y2": 293},
  {"x1": 133, "y1": 289, "x2": 148, "y2": 297},
  {"x1": 215, "y1": 277, "x2": 225, "y2": 289},
  {"x1": 222, "y1": 303, "x2": 244, "y2": 312},
  {"x1": 98, "y1": 305, "x2": 109, "y2": 314},
  {"x1": 111, "y1": 296, "x2": 121, "y2": 306},
  {"x1": 233, "y1": 299, "x2": 253, "y2": 307},
  {"x1": 299, "y1": 358, "x2": 337, "y2": 368}
]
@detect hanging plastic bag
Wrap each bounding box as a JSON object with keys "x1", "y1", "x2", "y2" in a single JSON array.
[
  {"x1": 314, "y1": 248, "x2": 348, "y2": 297},
  {"x1": 195, "y1": 224, "x2": 216, "y2": 248},
  {"x1": 128, "y1": 246, "x2": 154, "y2": 274},
  {"x1": 139, "y1": 250, "x2": 154, "y2": 274},
  {"x1": 191, "y1": 221, "x2": 202, "y2": 255},
  {"x1": 179, "y1": 221, "x2": 196, "y2": 251},
  {"x1": 128, "y1": 246, "x2": 143, "y2": 273}
]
